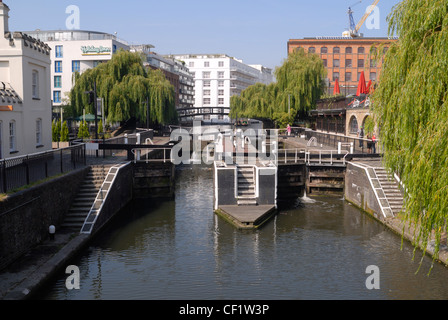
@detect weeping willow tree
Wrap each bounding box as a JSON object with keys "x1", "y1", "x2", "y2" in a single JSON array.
[
  {"x1": 71, "y1": 50, "x2": 177, "y2": 126},
  {"x1": 230, "y1": 48, "x2": 326, "y2": 128},
  {"x1": 372, "y1": 0, "x2": 448, "y2": 264}
]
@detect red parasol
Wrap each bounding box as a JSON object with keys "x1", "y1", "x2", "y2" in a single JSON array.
[
  {"x1": 333, "y1": 78, "x2": 340, "y2": 95},
  {"x1": 366, "y1": 80, "x2": 372, "y2": 94},
  {"x1": 356, "y1": 71, "x2": 367, "y2": 96}
]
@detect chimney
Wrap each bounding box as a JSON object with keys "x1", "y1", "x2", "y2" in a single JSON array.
[{"x1": 0, "y1": 1, "x2": 10, "y2": 36}]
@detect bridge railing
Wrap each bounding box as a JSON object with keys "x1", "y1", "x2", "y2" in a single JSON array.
[
  {"x1": 131, "y1": 148, "x2": 173, "y2": 164},
  {"x1": 305, "y1": 149, "x2": 350, "y2": 166}
]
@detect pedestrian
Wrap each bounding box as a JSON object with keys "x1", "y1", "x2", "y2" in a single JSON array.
[
  {"x1": 287, "y1": 124, "x2": 291, "y2": 136},
  {"x1": 367, "y1": 134, "x2": 372, "y2": 153},
  {"x1": 358, "y1": 126, "x2": 364, "y2": 148},
  {"x1": 372, "y1": 133, "x2": 377, "y2": 154}
]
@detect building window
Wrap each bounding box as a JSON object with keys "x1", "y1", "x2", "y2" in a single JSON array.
[
  {"x1": 189, "y1": 62, "x2": 194, "y2": 68},
  {"x1": 203, "y1": 98, "x2": 211, "y2": 105},
  {"x1": 346, "y1": 47, "x2": 352, "y2": 54},
  {"x1": 204, "y1": 61, "x2": 210, "y2": 67},
  {"x1": 55, "y1": 61, "x2": 62, "y2": 73},
  {"x1": 321, "y1": 47, "x2": 328, "y2": 54},
  {"x1": 203, "y1": 72, "x2": 210, "y2": 79},
  {"x1": 53, "y1": 91, "x2": 62, "y2": 103},
  {"x1": 322, "y1": 59, "x2": 327, "y2": 67},
  {"x1": 358, "y1": 59, "x2": 365, "y2": 68},
  {"x1": 308, "y1": 47, "x2": 316, "y2": 53},
  {"x1": 36, "y1": 119, "x2": 42, "y2": 146},
  {"x1": 219, "y1": 61, "x2": 224, "y2": 67},
  {"x1": 218, "y1": 90, "x2": 224, "y2": 96},
  {"x1": 370, "y1": 59, "x2": 377, "y2": 68},
  {"x1": 345, "y1": 59, "x2": 352, "y2": 67},
  {"x1": 345, "y1": 72, "x2": 352, "y2": 82},
  {"x1": 54, "y1": 76, "x2": 62, "y2": 88},
  {"x1": 333, "y1": 72, "x2": 339, "y2": 81},
  {"x1": 203, "y1": 90, "x2": 211, "y2": 96},
  {"x1": 218, "y1": 81, "x2": 224, "y2": 87},
  {"x1": 72, "y1": 60, "x2": 81, "y2": 73},
  {"x1": 218, "y1": 72, "x2": 225, "y2": 79},
  {"x1": 333, "y1": 59, "x2": 340, "y2": 67},
  {"x1": 358, "y1": 47, "x2": 365, "y2": 54},
  {"x1": 334, "y1": 47, "x2": 340, "y2": 54},
  {"x1": 9, "y1": 120, "x2": 16, "y2": 153},
  {"x1": 32, "y1": 70, "x2": 39, "y2": 99},
  {"x1": 370, "y1": 72, "x2": 377, "y2": 81},
  {"x1": 55, "y1": 45, "x2": 63, "y2": 58},
  {"x1": 218, "y1": 98, "x2": 224, "y2": 105},
  {"x1": 93, "y1": 61, "x2": 103, "y2": 68},
  {"x1": 349, "y1": 116, "x2": 359, "y2": 134},
  {"x1": 203, "y1": 81, "x2": 210, "y2": 88}
]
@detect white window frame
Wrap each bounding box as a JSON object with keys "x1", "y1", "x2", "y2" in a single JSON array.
[
  {"x1": 36, "y1": 118, "x2": 42, "y2": 146},
  {"x1": 32, "y1": 70, "x2": 39, "y2": 99},
  {"x1": 9, "y1": 120, "x2": 16, "y2": 153}
]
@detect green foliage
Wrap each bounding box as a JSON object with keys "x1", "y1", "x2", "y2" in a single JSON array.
[
  {"x1": 98, "y1": 119, "x2": 104, "y2": 135},
  {"x1": 372, "y1": 0, "x2": 448, "y2": 263},
  {"x1": 77, "y1": 121, "x2": 90, "y2": 139},
  {"x1": 230, "y1": 48, "x2": 326, "y2": 128},
  {"x1": 60, "y1": 121, "x2": 69, "y2": 142},
  {"x1": 52, "y1": 120, "x2": 61, "y2": 142},
  {"x1": 70, "y1": 50, "x2": 177, "y2": 125}
]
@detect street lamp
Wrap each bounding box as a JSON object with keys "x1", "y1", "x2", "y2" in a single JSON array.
[{"x1": 84, "y1": 80, "x2": 98, "y2": 141}]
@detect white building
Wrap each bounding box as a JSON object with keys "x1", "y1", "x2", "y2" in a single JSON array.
[
  {"x1": 166, "y1": 54, "x2": 274, "y2": 121},
  {"x1": 0, "y1": 1, "x2": 52, "y2": 159},
  {"x1": 24, "y1": 29, "x2": 130, "y2": 114}
]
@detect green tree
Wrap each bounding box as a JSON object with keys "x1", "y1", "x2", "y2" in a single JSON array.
[
  {"x1": 60, "y1": 121, "x2": 69, "y2": 142},
  {"x1": 230, "y1": 48, "x2": 326, "y2": 128},
  {"x1": 77, "y1": 121, "x2": 90, "y2": 139},
  {"x1": 70, "y1": 50, "x2": 177, "y2": 126},
  {"x1": 98, "y1": 119, "x2": 104, "y2": 135},
  {"x1": 52, "y1": 120, "x2": 61, "y2": 142},
  {"x1": 372, "y1": 0, "x2": 448, "y2": 263}
]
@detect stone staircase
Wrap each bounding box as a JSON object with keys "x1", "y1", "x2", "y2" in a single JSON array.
[
  {"x1": 61, "y1": 164, "x2": 113, "y2": 231},
  {"x1": 374, "y1": 167, "x2": 404, "y2": 216},
  {"x1": 237, "y1": 166, "x2": 257, "y2": 206}
]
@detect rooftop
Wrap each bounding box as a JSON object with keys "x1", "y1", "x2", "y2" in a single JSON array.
[{"x1": 23, "y1": 29, "x2": 129, "y2": 46}]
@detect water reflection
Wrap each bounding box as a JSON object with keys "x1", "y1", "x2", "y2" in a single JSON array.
[{"x1": 37, "y1": 165, "x2": 448, "y2": 300}]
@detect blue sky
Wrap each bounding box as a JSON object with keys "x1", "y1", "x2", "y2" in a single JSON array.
[{"x1": 9, "y1": 0, "x2": 401, "y2": 70}]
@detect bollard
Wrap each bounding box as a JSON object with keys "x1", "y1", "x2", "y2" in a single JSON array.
[
  {"x1": 338, "y1": 142, "x2": 342, "y2": 154},
  {"x1": 49, "y1": 225, "x2": 56, "y2": 241}
]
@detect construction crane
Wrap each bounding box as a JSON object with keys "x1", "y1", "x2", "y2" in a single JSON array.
[{"x1": 343, "y1": 0, "x2": 380, "y2": 38}]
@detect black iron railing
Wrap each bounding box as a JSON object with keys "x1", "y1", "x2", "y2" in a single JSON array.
[{"x1": 0, "y1": 144, "x2": 86, "y2": 194}]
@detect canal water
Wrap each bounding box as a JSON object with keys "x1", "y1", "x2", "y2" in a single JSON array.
[{"x1": 38, "y1": 165, "x2": 448, "y2": 300}]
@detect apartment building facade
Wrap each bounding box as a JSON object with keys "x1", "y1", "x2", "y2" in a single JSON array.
[
  {"x1": 166, "y1": 54, "x2": 275, "y2": 122},
  {"x1": 287, "y1": 37, "x2": 397, "y2": 96},
  {"x1": 24, "y1": 29, "x2": 130, "y2": 114}
]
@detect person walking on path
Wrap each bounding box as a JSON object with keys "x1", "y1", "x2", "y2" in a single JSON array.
[
  {"x1": 372, "y1": 133, "x2": 377, "y2": 154},
  {"x1": 358, "y1": 126, "x2": 364, "y2": 148}
]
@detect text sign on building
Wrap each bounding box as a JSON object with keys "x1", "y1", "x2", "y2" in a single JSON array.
[{"x1": 81, "y1": 46, "x2": 112, "y2": 56}]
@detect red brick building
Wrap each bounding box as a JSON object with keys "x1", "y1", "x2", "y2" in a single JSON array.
[{"x1": 287, "y1": 37, "x2": 397, "y2": 96}]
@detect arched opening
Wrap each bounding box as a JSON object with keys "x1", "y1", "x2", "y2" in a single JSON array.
[{"x1": 349, "y1": 116, "x2": 358, "y2": 134}]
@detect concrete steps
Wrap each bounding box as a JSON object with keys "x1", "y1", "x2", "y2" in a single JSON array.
[
  {"x1": 61, "y1": 165, "x2": 113, "y2": 231},
  {"x1": 237, "y1": 166, "x2": 257, "y2": 206}
]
